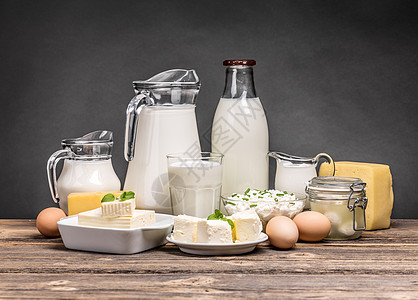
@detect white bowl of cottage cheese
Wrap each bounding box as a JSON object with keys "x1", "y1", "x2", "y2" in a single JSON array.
[{"x1": 222, "y1": 189, "x2": 306, "y2": 226}]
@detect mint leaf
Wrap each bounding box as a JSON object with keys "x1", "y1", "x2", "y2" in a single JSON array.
[
  {"x1": 207, "y1": 214, "x2": 218, "y2": 220},
  {"x1": 215, "y1": 209, "x2": 223, "y2": 219},
  {"x1": 101, "y1": 193, "x2": 115, "y2": 203},
  {"x1": 207, "y1": 210, "x2": 234, "y2": 230},
  {"x1": 223, "y1": 218, "x2": 235, "y2": 230},
  {"x1": 120, "y1": 191, "x2": 135, "y2": 201},
  {"x1": 207, "y1": 209, "x2": 224, "y2": 220}
]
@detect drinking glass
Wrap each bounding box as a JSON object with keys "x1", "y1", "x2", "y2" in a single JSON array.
[{"x1": 167, "y1": 152, "x2": 223, "y2": 218}]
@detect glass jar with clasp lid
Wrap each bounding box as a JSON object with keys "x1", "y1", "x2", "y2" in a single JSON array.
[{"x1": 306, "y1": 176, "x2": 368, "y2": 240}]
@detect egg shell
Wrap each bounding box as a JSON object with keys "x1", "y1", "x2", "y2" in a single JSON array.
[
  {"x1": 266, "y1": 216, "x2": 299, "y2": 249},
  {"x1": 293, "y1": 211, "x2": 331, "y2": 242},
  {"x1": 36, "y1": 207, "x2": 66, "y2": 237}
]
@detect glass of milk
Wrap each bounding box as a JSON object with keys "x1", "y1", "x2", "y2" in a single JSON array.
[{"x1": 167, "y1": 152, "x2": 223, "y2": 218}]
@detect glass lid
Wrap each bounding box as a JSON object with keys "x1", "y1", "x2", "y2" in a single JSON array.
[
  {"x1": 307, "y1": 176, "x2": 364, "y2": 192},
  {"x1": 269, "y1": 151, "x2": 315, "y2": 164},
  {"x1": 61, "y1": 130, "x2": 113, "y2": 157},
  {"x1": 133, "y1": 69, "x2": 201, "y2": 90}
]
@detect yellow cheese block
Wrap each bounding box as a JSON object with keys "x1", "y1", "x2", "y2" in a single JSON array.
[
  {"x1": 67, "y1": 191, "x2": 124, "y2": 215},
  {"x1": 319, "y1": 161, "x2": 394, "y2": 230}
]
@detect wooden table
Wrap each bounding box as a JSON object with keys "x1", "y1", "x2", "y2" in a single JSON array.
[{"x1": 1, "y1": 219, "x2": 417, "y2": 299}]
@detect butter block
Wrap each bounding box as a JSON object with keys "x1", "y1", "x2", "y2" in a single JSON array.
[
  {"x1": 68, "y1": 191, "x2": 124, "y2": 215},
  {"x1": 319, "y1": 161, "x2": 394, "y2": 230},
  {"x1": 231, "y1": 210, "x2": 262, "y2": 242},
  {"x1": 196, "y1": 219, "x2": 233, "y2": 244},
  {"x1": 78, "y1": 208, "x2": 155, "y2": 229},
  {"x1": 102, "y1": 198, "x2": 135, "y2": 217},
  {"x1": 173, "y1": 215, "x2": 199, "y2": 243}
]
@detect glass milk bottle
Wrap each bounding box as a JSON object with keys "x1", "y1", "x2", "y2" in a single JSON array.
[
  {"x1": 47, "y1": 130, "x2": 121, "y2": 214},
  {"x1": 211, "y1": 60, "x2": 269, "y2": 196}
]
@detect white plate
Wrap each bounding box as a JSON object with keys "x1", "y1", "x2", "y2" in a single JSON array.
[
  {"x1": 58, "y1": 213, "x2": 174, "y2": 254},
  {"x1": 166, "y1": 233, "x2": 268, "y2": 255}
]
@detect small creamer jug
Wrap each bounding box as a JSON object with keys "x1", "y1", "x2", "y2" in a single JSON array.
[
  {"x1": 268, "y1": 152, "x2": 334, "y2": 208},
  {"x1": 47, "y1": 130, "x2": 121, "y2": 214}
]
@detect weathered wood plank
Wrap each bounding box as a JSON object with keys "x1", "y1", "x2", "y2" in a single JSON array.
[
  {"x1": 0, "y1": 219, "x2": 417, "y2": 298},
  {"x1": 0, "y1": 274, "x2": 417, "y2": 299}
]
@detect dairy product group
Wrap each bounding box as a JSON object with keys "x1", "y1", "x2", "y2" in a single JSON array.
[{"x1": 44, "y1": 59, "x2": 395, "y2": 252}]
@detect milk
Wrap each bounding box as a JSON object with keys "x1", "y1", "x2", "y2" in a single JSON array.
[
  {"x1": 124, "y1": 105, "x2": 201, "y2": 214},
  {"x1": 168, "y1": 160, "x2": 222, "y2": 218},
  {"x1": 211, "y1": 97, "x2": 268, "y2": 196},
  {"x1": 274, "y1": 161, "x2": 315, "y2": 208},
  {"x1": 56, "y1": 159, "x2": 121, "y2": 214},
  {"x1": 274, "y1": 161, "x2": 316, "y2": 197}
]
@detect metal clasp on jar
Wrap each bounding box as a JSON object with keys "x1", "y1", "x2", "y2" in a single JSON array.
[{"x1": 348, "y1": 182, "x2": 368, "y2": 231}]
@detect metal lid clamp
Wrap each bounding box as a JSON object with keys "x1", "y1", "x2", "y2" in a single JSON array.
[{"x1": 348, "y1": 182, "x2": 368, "y2": 231}]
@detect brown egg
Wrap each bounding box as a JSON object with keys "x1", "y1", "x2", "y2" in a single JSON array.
[
  {"x1": 36, "y1": 207, "x2": 66, "y2": 237},
  {"x1": 293, "y1": 211, "x2": 331, "y2": 242},
  {"x1": 266, "y1": 216, "x2": 299, "y2": 249}
]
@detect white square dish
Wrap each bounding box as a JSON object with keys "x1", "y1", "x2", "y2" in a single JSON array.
[{"x1": 57, "y1": 213, "x2": 174, "y2": 254}]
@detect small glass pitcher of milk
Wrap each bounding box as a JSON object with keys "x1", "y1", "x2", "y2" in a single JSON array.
[
  {"x1": 268, "y1": 152, "x2": 334, "y2": 209},
  {"x1": 47, "y1": 130, "x2": 121, "y2": 214}
]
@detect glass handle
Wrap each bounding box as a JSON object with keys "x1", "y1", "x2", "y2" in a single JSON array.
[
  {"x1": 46, "y1": 149, "x2": 72, "y2": 204},
  {"x1": 124, "y1": 93, "x2": 153, "y2": 161},
  {"x1": 314, "y1": 152, "x2": 335, "y2": 176},
  {"x1": 267, "y1": 151, "x2": 279, "y2": 159}
]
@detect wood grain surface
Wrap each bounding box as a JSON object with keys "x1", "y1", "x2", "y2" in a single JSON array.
[{"x1": 0, "y1": 219, "x2": 417, "y2": 299}]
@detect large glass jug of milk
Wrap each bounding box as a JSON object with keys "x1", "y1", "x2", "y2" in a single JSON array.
[
  {"x1": 124, "y1": 69, "x2": 201, "y2": 214},
  {"x1": 211, "y1": 60, "x2": 269, "y2": 196},
  {"x1": 47, "y1": 130, "x2": 121, "y2": 214}
]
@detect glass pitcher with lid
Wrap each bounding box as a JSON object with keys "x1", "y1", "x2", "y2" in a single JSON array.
[
  {"x1": 123, "y1": 69, "x2": 201, "y2": 214},
  {"x1": 47, "y1": 130, "x2": 121, "y2": 214}
]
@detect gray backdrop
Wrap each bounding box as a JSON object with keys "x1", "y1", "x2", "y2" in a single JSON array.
[{"x1": 1, "y1": 0, "x2": 417, "y2": 218}]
